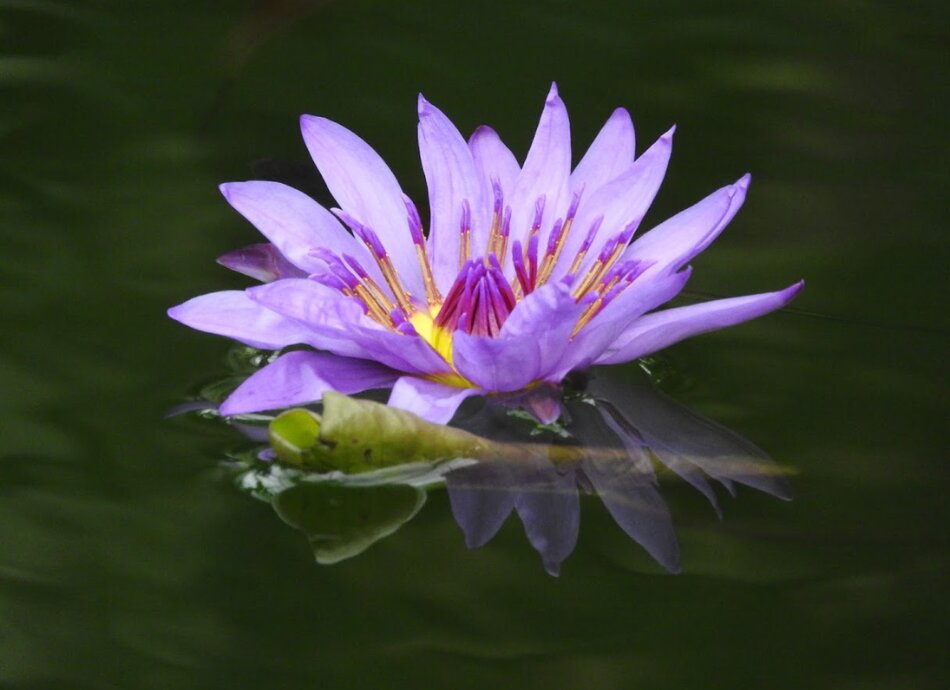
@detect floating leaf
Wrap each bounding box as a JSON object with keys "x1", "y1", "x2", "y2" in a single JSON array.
[{"x1": 268, "y1": 392, "x2": 491, "y2": 473}]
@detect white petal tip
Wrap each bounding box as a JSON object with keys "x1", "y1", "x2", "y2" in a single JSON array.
[
  {"x1": 546, "y1": 81, "x2": 560, "y2": 102},
  {"x1": 663, "y1": 124, "x2": 677, "y2": 139}
]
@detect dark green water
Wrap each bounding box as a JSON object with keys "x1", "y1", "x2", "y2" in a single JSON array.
[{"x1": 2, "y1": 1, "x2": 947, "y2": 688}]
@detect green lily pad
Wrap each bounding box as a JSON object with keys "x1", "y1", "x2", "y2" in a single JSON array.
[{"x1": 268, "y1": 392, "x2": 491, "y2": 473}]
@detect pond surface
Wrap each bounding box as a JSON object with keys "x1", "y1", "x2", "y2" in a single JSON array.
[{"x1": 1, "y1": 1, "x2": 946, "y2": 688}]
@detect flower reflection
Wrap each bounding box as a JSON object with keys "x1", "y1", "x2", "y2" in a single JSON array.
[
  {"x1": 445, "y1": 366, "x2": 791, "y2": 575},
  {"x1": 220, "y1": 365, "x2": 789, "y2": 575}
]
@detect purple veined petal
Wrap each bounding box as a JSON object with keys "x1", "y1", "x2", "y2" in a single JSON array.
[
  {"x1": 452, "y1": 283, "x2": 587, "y2": 391},
  {"x1": 506, "y1": 83, "x2": 571, "y2": 265},
  {"x1": 219, "y1": 350, "x2": 400, "y2": 416},
  {"x1": 167, "y1": 290, "x2": 313, "y2": 350},
  {"x1": 217, "y1": 243, "x2": 308, "y2": 283},
  {"x1": 513, "y1": 457, "x2": 580, "y2": 577},
  {"x1": 219, "y1": 181, "x2": 375, "y2": 277},
  {"x1": 247, "y1": 279, "x2": 452, "y2": 374},
  {"x1": 246, "y1": 278, "x2": 369, "y2": 332},
  {"x1": 469, "y1": 125, "x2": 521, "y2": 213},
  {"x1": 299, "y1": 115, "x2": 425, "y2": 297},
  {"x1": 418, "y1": 95, "x2": 488, "y2": 292},
  {"x1": 569, "y1": 107, "x2": 636, "y2": 194},
  {"x1": 445, "y1": 460, "x2": 519, "y2": 549},
  {"x1": 596, "y1": 280, "x2": 804, "y2": 365},
  {"x1": 556, "y1": 267, "x2": 693, "y2": 377},
  {"x1": 623, "y1": 174, "x2": 750, "y2": 276},
  {"x1": 386, "y1": 376, "x2": 479, "y2": 424},
  {"x1": 552, "y1": 127, "x2": 674, "y2": 282}
]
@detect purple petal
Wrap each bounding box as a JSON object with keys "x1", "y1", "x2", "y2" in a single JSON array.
[
  {"x1": 623, "y1": 174, "x2": 750, "y2": 276},
  {"x1": 217, "y1": 243, "x2": 307, "y2": 283},
  {"x1": 597, "y1": 281, "x2": 804, "y2": 365},
  {"x1": 557, "y1": 268, "x2": 693, "y2": 376},
  {"x1": 569, "y1": 107, "x2": 636, "y2": 194},
  {"x1": 247, "y1": 279, "x2": 451, "y2": 374},
  {"x1": 507, "y1": 83, "x2": 571, "y2": 262},
  {"x1": 219, "y1": 350, "x2": 400, "y2": 416},
  {"x1": 167, "y1": 290, "x2": 312, "y2": 350},
  {"x1": 418, "y1": 96, "x2": 488, "y2": 291},
  {"x1": 469, "y1": 125, "x2": 521, "y2": 211},
  {"x1": 554, "y1": 127, "x2": 674, "y2": 281},
  {"x1": 386, "y1": 377, "x2": 478, "y2": 424},
  {"x1": 299, "y1": 115, "x2": 424, "y2": 297},
  {"x1": 219, "y1": 181, "x2": 370, "y2": 276},
  {"x1": 452, "y1": 283, "x2": 587, "y2": 391}
]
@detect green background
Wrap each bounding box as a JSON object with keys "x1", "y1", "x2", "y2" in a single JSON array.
[{"x1": 1, "y1": 1, "x2": 946, "y2": 688}]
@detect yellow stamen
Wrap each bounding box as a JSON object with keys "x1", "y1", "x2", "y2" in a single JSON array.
[
  {"x1": 377, "y1": 255, "x2": 415, "y2": 315},
  {"x1": 459, "y1": 228, "x2": 471, "y2": 269},
  {"x1": 572, "y1": 273, "x2": 623, "y2": 337},
  {"x1": 536, "y1": 216, "x2": 575, "y2": 287},
  {"x1": 566, "y1": 244, "x2": 590, "y2": 277},
  {"x1": 353, "y1": 284, "x2": 394, "y2": 327},
  {"x1": 572, "y1": 240, "x2": 626, "y2": 301},
  {"x1": 415, "y1": 243, "x2": 442, "y2": 308}
]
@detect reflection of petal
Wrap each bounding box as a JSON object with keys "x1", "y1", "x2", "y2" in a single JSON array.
[
  {"x1": 589, "y1": 367, "x2": 793, "y2": 501},
  {"x1": 598, "y1": 399, "x2": 722, "y2": 518},
  {"x1": 513, "y1": 457, "x2": 580, "y2": 577},
  {"x1": 569, "y1": 401, "x2": 680, "y2": 573},
  {"x1": 445, "y1": 461, "x2": 518, "y2": 548}
]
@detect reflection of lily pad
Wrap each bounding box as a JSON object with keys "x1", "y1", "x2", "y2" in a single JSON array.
[{"x1": 272, "y1": 482, "x2": 426, "y2": 564}]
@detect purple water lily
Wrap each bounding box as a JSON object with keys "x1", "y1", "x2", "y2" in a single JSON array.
[{"x1": 169, "y1": 84, "x2": 802, "y2": 424}]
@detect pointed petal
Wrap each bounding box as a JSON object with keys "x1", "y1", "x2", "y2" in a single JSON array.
[
  {"x1": 623, "y1": 174, "x2": 750, "y2": 276},
  {"x1": 418, "y1": 96, "x2": 487, "y2": 291},
  {"x1": 216, "y1": 243, "x2": 307, "y2": 283},
  {"x1": 469, "y1": 125, "x2": 521, "y2": 207},
  {"x1": 558, "y1": 268, "x2": 693, "y2": 376},
  {"x1": 299, "y1": 115, "x2": 424, "y2": 296},
  {"x1": 247, "y1": 279, "x2": 451, "y2": 374},
  {"x1": 445, "y1": 461, "x2": 518, "y2": 548},
  {"x1": 597, "y1": 281, "x2": 804, "y2": 365},
  {"x1": 386, "y1": 377, "x2": 478, "y2": 424},
  {"x1": 555, "y1": 127, "x2": 674, "y2": 281},
  {"x1": 570, "y1": 107, "x2": 635, "y2": 193},
  {"x1": 167, "y1": 290, "x2": 311, "y2": 350},
  {"x1": 219, "y1": 350, "x2": 399, "y2": 416},
  {"x1": 507, "y1": 84, "x2": 571, "y2": 260},
  {"x1": 219, "y1": 181, "x2": 369, "y2": 275}
]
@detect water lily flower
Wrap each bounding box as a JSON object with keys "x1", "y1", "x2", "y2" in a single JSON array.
[{"x1": 169, "y1": 84, "x2": 802, "y2": 424}]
